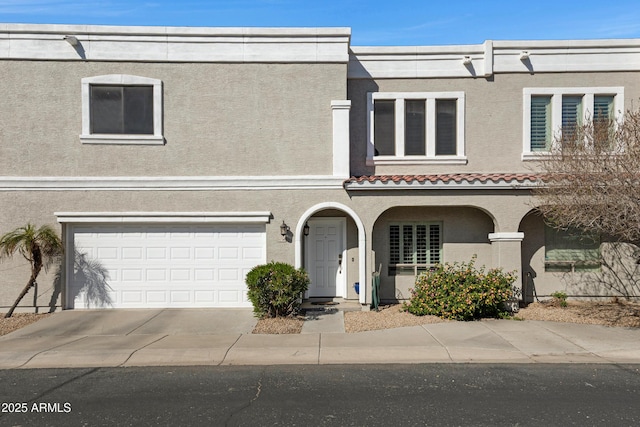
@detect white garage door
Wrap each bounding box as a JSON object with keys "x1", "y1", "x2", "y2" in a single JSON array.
[{"x1": 67, "y1": 224, "x2": 266, "y2": 309}]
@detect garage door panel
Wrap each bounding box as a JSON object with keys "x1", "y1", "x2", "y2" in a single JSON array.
[{"x1": 68, "y1": 223, "x2": 265, "y2": 309}]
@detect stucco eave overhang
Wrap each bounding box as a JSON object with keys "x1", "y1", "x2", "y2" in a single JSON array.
[{"x1": 0, "y1": 23, "x2": 351, "y2": 63}]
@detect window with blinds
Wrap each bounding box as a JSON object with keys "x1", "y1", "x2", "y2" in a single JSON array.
[
  {"x1": 561, "y1": 95, "x2": 582, "y2": 139},
  {"x1": 544, "y1": 225, "x2": 600, "y2": 272},
  {"x1": 524, "y1": 88, "x2": 623, "y2": 155},
  {"x1": 593, "y1": 95, "x2": 615, "y2": 149},
  {"x1": 530, "y1": 96, "x2": 551, "y2": 151},
  {"x1": 389, "y1": 223, "x2": 442, "y2": 275}
]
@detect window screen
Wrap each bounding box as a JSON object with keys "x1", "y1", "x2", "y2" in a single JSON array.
[
  {"x1": 374, "y1": 100, "x2": 396, "y2": 155},
  {"x1": 90, "y1": 85, "x2": 154, "y2": 135},
  {"x1": 435, "y1": 100, "x2": 457, "y2": 155},
  {"x1": 405, "y1": 100, "x2": 426, "y2": 155}
]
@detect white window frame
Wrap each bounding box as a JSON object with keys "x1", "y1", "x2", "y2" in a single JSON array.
[
  {"x1": 80, "y1": 74, "x2": 164, "y2": 145},
  {"x1": 522, "y1": 87, "x2": 624, "y2": 160},
  {"x1": 389, "y1": 222, "x2": 442, "y2": 276},
  {"x1": 367, "y1": 92, "x2": 467, "y2": 166}
]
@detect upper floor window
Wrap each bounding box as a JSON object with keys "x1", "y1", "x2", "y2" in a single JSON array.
[
  {"x1": 367, "y1": 92, "x2": 466, "y2": 166},
  {"x1": 523, "y1": 87, "x2": 623, "y2": 159},
  {"x1": 81, "y1": 75, "x2": 164, "y2": 145}
]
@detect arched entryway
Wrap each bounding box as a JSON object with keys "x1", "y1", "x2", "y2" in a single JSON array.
[
  {"x1": 371, "y1": 205, "x2": 496, "y2": 302},
  {"x1": 295, "y1": 202, "x2": 367, "y2": 304}
]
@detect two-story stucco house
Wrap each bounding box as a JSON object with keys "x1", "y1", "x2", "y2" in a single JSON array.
[{"x1": 1, "y1": 23, "x2": 639, "y2": 312}]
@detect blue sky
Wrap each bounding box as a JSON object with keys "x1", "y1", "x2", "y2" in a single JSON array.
[{"x1": 2, "y1": 0, "x2": 640, "y2": 46}]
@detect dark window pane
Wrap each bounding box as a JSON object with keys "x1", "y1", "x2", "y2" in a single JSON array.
[
  {"x1": 124, "y1": 86, "x2": 154, "y2": 134},
  {"x1": 436, "y1": 99, "x2": 457, "y2": 155},
  {"x1": 405, "y1": 100, "x2": 425, "y2": 155},
  {"x1": 91, "y1": 86, "x2": 123, "y2": 134},
  {"x1": 374, "y1": 100, "x2": 395, "y2": 155},
  {"x1": 90, "y1": 85, "x2": 153, "y2": 135}
]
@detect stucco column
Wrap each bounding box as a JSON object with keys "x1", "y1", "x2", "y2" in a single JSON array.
[
  {"x1": 489, "y1": 232, "x2": 524, "y2": 302},
  {"x1": 332, "y1": 100, "x2": 351, "y2": 178}
]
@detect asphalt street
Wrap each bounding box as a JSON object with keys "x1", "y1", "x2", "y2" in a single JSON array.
[{"x1": 1, "y1": 364, "x2": 640, "y2": 426}]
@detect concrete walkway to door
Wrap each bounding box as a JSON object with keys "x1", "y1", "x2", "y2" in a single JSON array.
[{"x1": 1, "y1": 308, "x2": 640, "y2": 369}]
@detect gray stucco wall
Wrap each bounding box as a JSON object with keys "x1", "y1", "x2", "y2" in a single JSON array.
[
  {"x1": 348, "y1": 71, "x2": 640, "y2": 177},
  {"x1": 0, "y1": 61, "x2": 346, "y2": 177}
]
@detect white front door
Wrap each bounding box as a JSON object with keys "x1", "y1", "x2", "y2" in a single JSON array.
[{"x1": 306, "y1": 218, "x2": 346, "y2": 298}]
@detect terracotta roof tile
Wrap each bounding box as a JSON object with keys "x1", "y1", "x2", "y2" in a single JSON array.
[{"x1": 344, "y1": 173, "x2": 541, "y2": 186}]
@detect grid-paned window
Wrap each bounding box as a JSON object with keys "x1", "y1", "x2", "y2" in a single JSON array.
[
  {"x1": 368, "y1": 92, "x2": 465, "y2": 164},
  {"x1": 389, "y1": 223, "x2": 442, "y2": 275},
  {"x1": 523, "y1": 88, "x2": 623, "y2": 155}
]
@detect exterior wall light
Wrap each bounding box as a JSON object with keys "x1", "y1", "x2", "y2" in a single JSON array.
[
  {"x1": 520, "y1": 51, "x2": 530, "y2": 60},
  {"x1": 280, "y1": 221, "x2": 290, "y2": 238},
  {"x1": 462, "y1": 56, "x2": 472, "y2": 65},
  {"x1": 64, "y1": 35, "x2": 79, "y2": 46},
  {"x1": 303, "y1": 222, "x2": 310, "y2": 236}
]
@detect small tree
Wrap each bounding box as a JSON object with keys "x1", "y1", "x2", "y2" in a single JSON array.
[
  {"x1": 535, "y1": 107, "x2": 640, "y2": 243},
  {"x1": 0, "y1": 224, "x2": 63, "y2": 318}
]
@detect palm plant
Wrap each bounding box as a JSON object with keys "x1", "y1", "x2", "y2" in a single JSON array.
[{"x1": 0, "y1": 224, "x2": 63, "y2": 318}]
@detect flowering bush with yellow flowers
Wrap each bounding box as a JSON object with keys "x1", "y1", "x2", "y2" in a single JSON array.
[{"x1": 403, "y1": 257, "x2": 516, "y2": 321}]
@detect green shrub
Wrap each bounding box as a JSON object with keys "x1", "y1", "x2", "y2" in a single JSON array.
[
  {"x1": 245, "y1": 262, "x2": 310, "y2": 318},
  {"x1": 403, "y1": 258, "x2": 516, "y2": 321},
  {"x1": 550, "y1": 291, "x2": 568, "y2": 307}
]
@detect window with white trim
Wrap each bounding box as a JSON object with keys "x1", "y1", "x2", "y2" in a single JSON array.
[
  {"x1": 81, "y1": 75, "x2": 164, "y2": 145},
  {"x1": 367, "y1": 92, "x2": 466, "y2": 165},
  {"x1": 389, "y1": 222, "x2": 442, "y2": 275},
  {"x1": 523, "y1": 87, "x2": 623, "y2": 158},
  {"x1": 544, "y1": 225, "x2": 600, "y2": 272}
]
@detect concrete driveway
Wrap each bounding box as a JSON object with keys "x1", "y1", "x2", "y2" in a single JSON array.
[
  {"x1": 6, "y1": 309, "x2": 258, "y2": 337},
  {"x1": 0, "y1": 309, "x2": 258, "y2": 369}
]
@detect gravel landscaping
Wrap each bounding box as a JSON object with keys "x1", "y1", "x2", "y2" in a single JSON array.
[
  {"x1": 250, "y1": 299, "x2": 640, "y2": 334},
  {"x1": 0, "y1": 313, "x2": 51, "y2": 336}
]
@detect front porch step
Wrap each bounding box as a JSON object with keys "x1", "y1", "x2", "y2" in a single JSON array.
[
  {"x1": 301, "y1": 298, "x2": 363, "y2": 313},
  {"x1": 301, "y1": 309, "x2": 345, "y2": 334}
]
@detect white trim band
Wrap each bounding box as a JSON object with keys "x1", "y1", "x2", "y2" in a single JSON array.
[
  {"x1": 0, "y1": 24, "x2": 351, "y2": 63},
  {"x1": 0, "y1": 176, "x2": 346, "y2": 191},
  {"x1": 55, "y1": 211, "x2": 272, "y2": 224},
  {"x1": 488, "y1": 232, "x2": 525, "y2": 242}
]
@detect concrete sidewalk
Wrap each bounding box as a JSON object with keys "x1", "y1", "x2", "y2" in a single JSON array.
[{"x1": 1, "y1": 309, "x2": 640, "y2": 369}]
